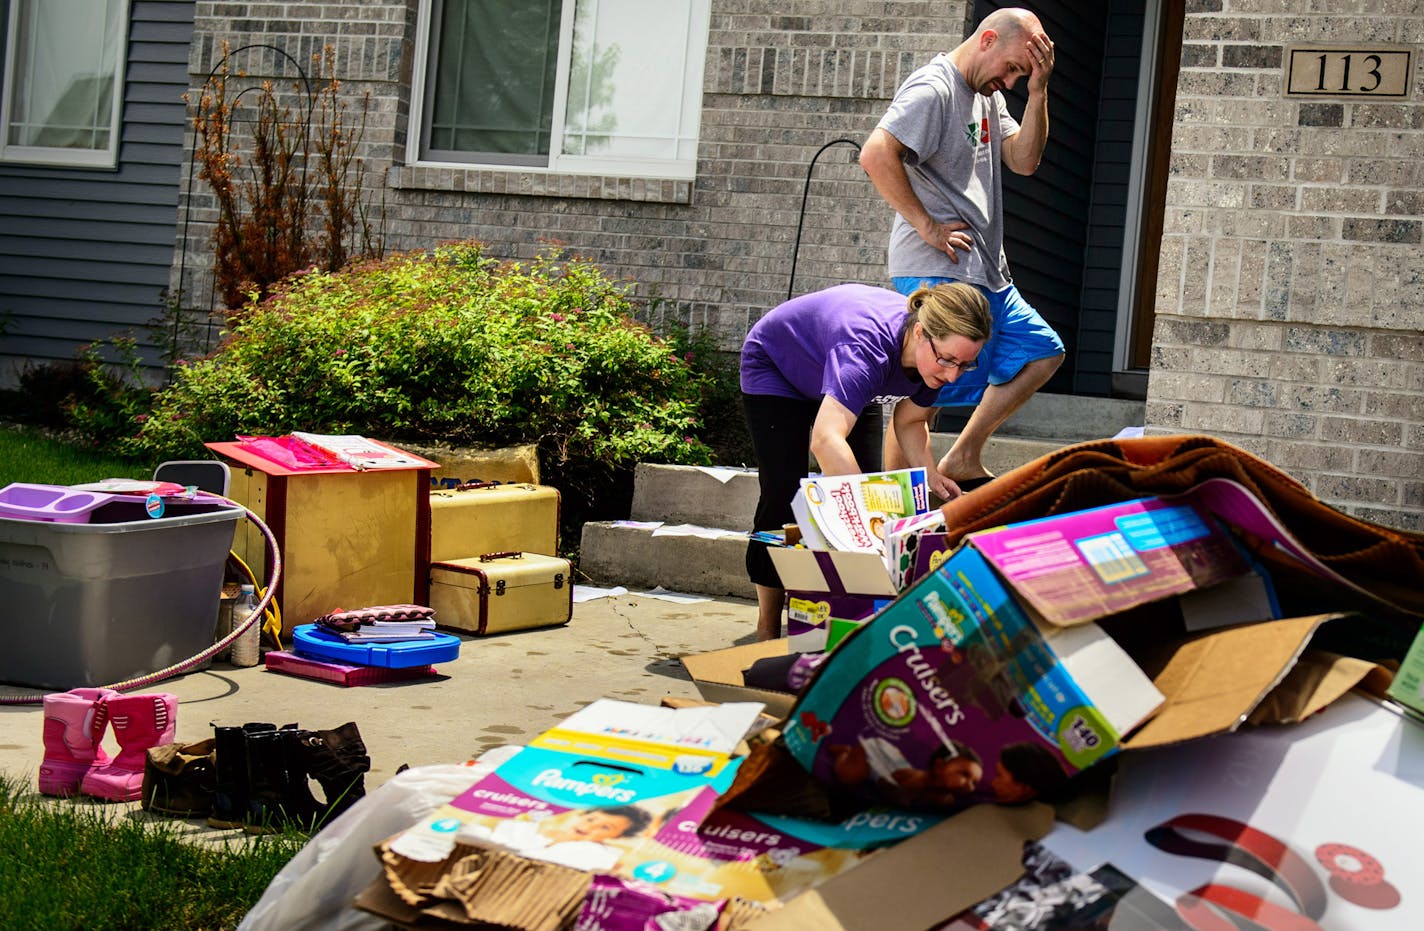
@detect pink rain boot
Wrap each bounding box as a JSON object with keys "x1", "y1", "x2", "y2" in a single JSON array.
[
  {"x1": 38, "y1": 688, "x2": 120, "y2": 797},
  {"x1": 80, "y1": 693, "x2": 178, "y2": 802}
]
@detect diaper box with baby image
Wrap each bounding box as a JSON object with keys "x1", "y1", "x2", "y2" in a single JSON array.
[{"x1": 375, "y1": 699, "x2": 957, "y2": 928}]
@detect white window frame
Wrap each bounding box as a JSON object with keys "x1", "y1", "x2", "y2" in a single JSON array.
[
  {"x1": 408, "y1": 0, "x2": 709, "y2": 182},
  {"x1": 0, "y1": 0, "x2": 129, "y2": 169}
]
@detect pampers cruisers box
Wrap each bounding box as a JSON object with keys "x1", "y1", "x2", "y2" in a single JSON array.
[
  {"x1": 781, "y1": 553, "x2": 1166, "y2": 817},
  {"x1": 774, "y1": 494, "x2": 1367, "y2": 816}
]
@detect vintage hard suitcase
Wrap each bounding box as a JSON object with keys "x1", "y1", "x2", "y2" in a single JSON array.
[
  {"x1": 428, "y1": 482, "x2": 560, "y2": 564},
  {"x1": 428, "y1": 552, "x2": 573, "y2": 635}
]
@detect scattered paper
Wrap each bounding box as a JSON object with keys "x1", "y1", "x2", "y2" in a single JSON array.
[
  {"x1": 634, "y1": 587, "x2": 712, "y2": 604},
  {"x1": 1113, "y1": 425, "x2": 1145, "y2": 439},
  {"x1": 694, "y1": 466, "x2": 755, "y2": 483},
  {"x1": 613, "y1": 519, "x2": 663, "y2": 529},
  {"x1": 572, "y1": 584, "x2": 629, "y2": 603},
  {"x1": 651, "y1": 523, "x2": 746, "y2": 540}
]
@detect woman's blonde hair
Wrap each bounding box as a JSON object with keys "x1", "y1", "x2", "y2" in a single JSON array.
[{"x1": 907, "y1": 283, "x2": 992, "y2": 343}]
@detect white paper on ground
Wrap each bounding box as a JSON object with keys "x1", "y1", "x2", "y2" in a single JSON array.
[
  {"x1": 555, "y1": 698, "x2": 765, "y2": 754},
  {"x1": 634, "y1": 586, "x2": 713, "y2": 604},
  {"x1": 572, "y1": 584, "x2": 629, "y2": 603},
  {"x1": 1041, "y1": 695, "x2": 1424, "y2": 929},
  {"x1": 651, "y1": 522, "x2": 744, "y2": 539}
]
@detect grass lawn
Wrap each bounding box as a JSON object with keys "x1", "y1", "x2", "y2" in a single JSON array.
[
  {"x1": 0, "y1": 774, "x2": 304, "y2": 930},
  {"x1": 0, "y1": 423, "x2": 154, "y2": 487},
  {"x1": 0, "y1": 429, "x2": 301, "y2": 928}
]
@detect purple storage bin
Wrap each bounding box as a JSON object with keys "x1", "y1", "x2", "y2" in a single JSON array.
[{"x1": 0, "y1": 483, "x2": 120, "y2": 523}]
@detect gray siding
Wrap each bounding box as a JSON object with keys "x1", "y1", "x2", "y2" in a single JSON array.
[{"x1": 0, "y1": 0, "x2": 195, "y2": 380}]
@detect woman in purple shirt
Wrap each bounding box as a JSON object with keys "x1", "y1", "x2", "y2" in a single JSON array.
[{"x1": 741, "y1": 282, "x2": 991, "y2": 640}]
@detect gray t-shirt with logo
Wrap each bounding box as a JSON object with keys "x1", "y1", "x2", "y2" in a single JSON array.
[{"x1": 878, "y1": 53, "x2": 1020, "y2": 291}]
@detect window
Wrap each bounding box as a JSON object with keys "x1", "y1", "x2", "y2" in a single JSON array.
[
  {"x1": 0, "y1": 0, "x2": 128, "y2": 168},
  {"x1": 413, "y1": 0, "x2": 710, "y2": 181}
]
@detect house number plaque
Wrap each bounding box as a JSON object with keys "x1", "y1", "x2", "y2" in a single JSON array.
[{"x1": 1285, "y1": 46, "x2": 1412, "y2": 98}]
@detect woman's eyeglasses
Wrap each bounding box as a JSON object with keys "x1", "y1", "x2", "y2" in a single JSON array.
[{"x1": 925, "y1": 335, "x2": 979, "y2": 372}]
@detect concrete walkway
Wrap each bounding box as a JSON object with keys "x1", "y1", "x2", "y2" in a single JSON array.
[{"x1": 0, "y1": 590, "x2": 758, "y2": 815}]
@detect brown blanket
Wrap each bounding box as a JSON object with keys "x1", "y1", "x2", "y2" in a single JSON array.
[{"x1": 939, "y1": 434, "x2": 1424, "y2": 620}]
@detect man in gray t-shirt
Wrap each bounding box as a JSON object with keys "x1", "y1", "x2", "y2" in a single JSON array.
[{"x1": 861, "y1": 7, "x2": 1065, "y2": 494}]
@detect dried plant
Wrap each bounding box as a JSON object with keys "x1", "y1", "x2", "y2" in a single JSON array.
[{"x1": 187, "y1": 42, "x2": 382, "y2": 313}]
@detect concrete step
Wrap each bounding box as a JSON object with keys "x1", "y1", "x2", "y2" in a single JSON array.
[
  {"x1": 578, "y1": 521, "x2": 755, "y2": 599},
  {"x1": 580, "y1": 434, "x2": 1068, "y2": 597},
  {"x1": 627, "y1": 436, "x2": 1063, "y2": 529},
  {"x1": 630, "y1": 463, "x2": 760, "y2": 528},
  {"x1": 938, "y1": 392, "x2": 1145, "y2": 442}
]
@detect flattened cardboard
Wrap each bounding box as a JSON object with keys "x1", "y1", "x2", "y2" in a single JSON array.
[
  {"x1": 1121, "y1": 613, "x2": 1344, "y2": 749},
  {"x1": 1246, "y1": 648, "x2": 1392, "y2": 726},
  {"x1": 353, "y1": 874, "x2": 439, "y2": 929},
  {"x1": 681, "y1": 639, "x2": 797, "y2": 718},
  {"x1": 747, "y1": 802, "x2": 1054, "y2": 931}
]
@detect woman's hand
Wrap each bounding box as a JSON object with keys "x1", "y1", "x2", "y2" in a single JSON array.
[{"x1": 927, "y1": 469, "x2": 961, "y2": 500}]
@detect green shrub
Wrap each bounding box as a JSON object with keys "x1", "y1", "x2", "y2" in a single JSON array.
[
  {"x1": 666, "y1": 327, "x2": 753, "y2": 467},
  {"x1": 125, "y1": 241, "x2": 713, "y2": 535},
  {"x1": 64, "y1": 338, "x2": 159, "y2": 452}
]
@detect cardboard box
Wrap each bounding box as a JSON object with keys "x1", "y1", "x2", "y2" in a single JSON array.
[
  {"x1": 779, "y1": 550, "x2": 1166, "y2": 817},
  {"x1": 680, "y1": 639, "x2": 798, "y2": 718},
  {"x1": 773, "y1": 494, "x2": 1259, "y2": 662},
  {"x1": 768, "y1": 549, "x2": 896, "y2": 652},
  {"x1": 961, "y1": 496, "x2": 1250, "y2": 627}
]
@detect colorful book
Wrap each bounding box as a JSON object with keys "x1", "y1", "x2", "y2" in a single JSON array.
[
  {"x1": 883, "y1": 509, "x2": 946, "y2": 590},
  {"x1": 290, "y1": 432, "x2": 426, "y2": 470},
  {"x1": 791, "y1": 468, "x2": 930, "y2": 555}
]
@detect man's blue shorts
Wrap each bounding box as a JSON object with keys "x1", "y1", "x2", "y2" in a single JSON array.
[{"x1": 892, "y1": 276, "x2": 1064, "y2": 406}]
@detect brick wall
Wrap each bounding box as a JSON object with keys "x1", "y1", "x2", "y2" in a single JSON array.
[
  {"x1": 177, "y1": 1, "x2": 1422, "y2": 530},
  {"x1": 1146, "y1": 0, "x2": 1423, "y2": 530},
  {"x1": 179, "y1": 1, "x2": 965, "y2": 349}
]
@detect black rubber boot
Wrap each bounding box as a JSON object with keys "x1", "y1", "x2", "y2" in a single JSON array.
[
  {"x1": 208, "y1": 722, "x2": 275, "y2": 829},
  {"x1": 298, "y1": 721, "x2": 371, "y2": 825},
  {"x1": 244, "y1": 726, "x2": 323, "y2": 834}
]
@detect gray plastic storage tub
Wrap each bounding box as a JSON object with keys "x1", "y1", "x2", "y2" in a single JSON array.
[{"x1": 0, "y1": 499, "x2": 243, "y2": 690}]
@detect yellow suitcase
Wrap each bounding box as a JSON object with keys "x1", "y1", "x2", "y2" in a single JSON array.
[
  {"x1": 428, "y1": 552, "x2": 573, "y2": 635},
  {"x1": 428, "y1": 481, "x2": 560, "y2": 564}
]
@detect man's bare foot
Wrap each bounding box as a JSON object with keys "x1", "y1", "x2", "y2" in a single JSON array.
[{"x1": 936, "y1": 450, "x2": 993, "y2": 484}]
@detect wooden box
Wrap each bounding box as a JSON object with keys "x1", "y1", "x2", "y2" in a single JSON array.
[{"x1": 207, "y1": 440, "x2": 436, "y2": 637}]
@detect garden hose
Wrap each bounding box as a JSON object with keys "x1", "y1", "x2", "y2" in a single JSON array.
[
  {"x1": 0, "y1": 495, "x2": 283, "y2": 706},
  {"x1": 226, "y1": 549, "x2": 284, "y2": 651}
]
